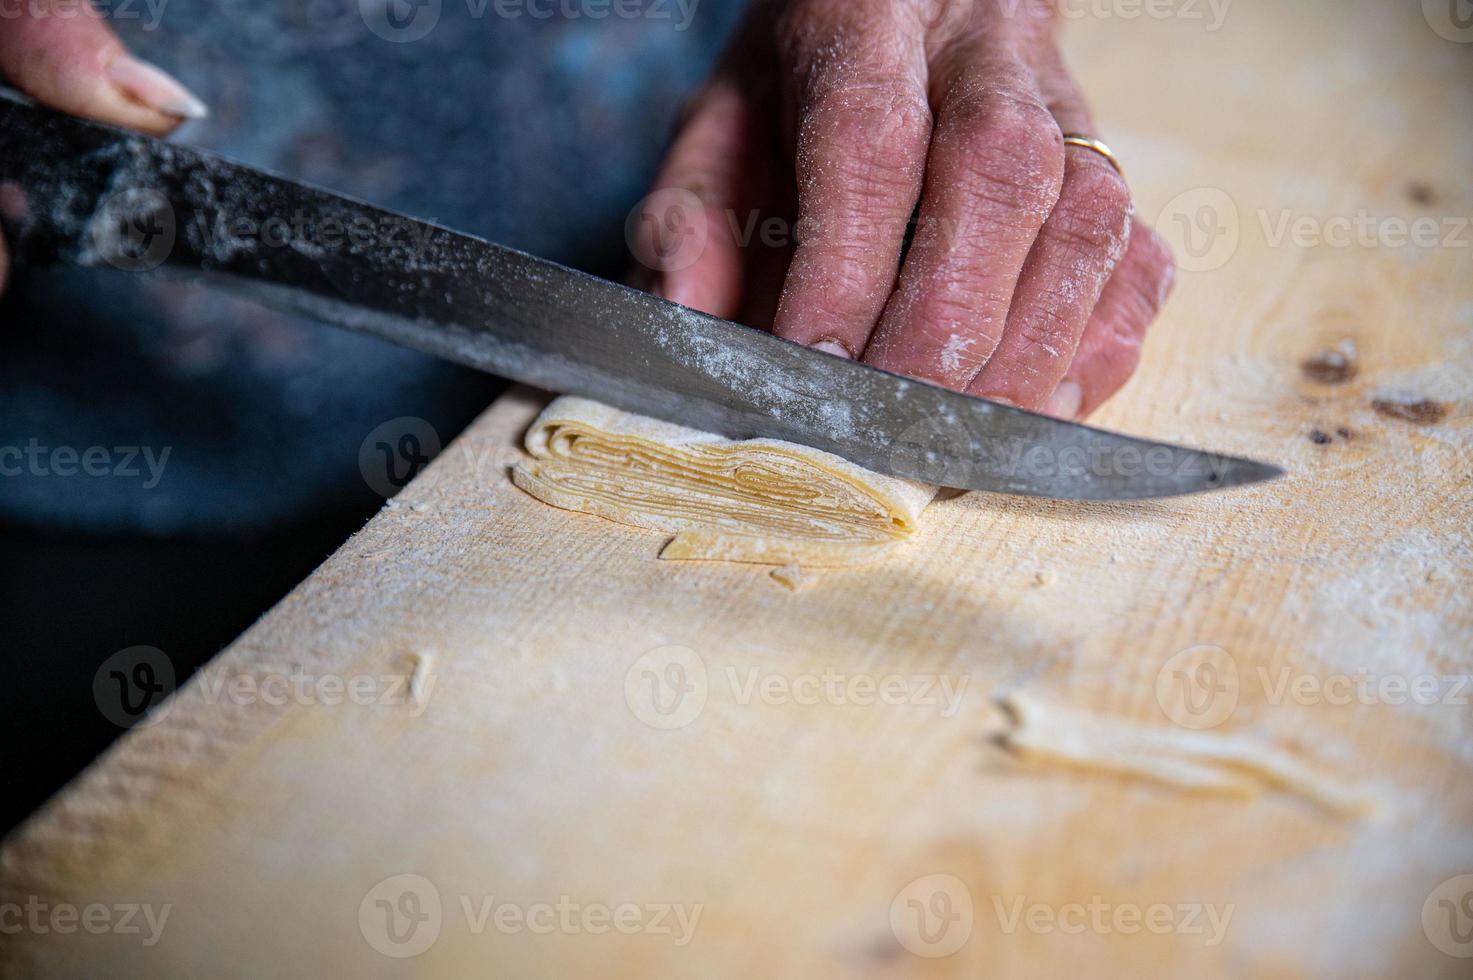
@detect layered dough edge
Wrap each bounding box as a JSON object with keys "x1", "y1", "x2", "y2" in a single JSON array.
[{"x1": 511, "y1": 396, "x2": 936, "y2": 567}]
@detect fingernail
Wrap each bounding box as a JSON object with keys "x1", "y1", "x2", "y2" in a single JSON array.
[
  {"x1": 814, "y1": 340, "x2": 852, "y2": 359},
  {"x1": 106, "y1": 54, "x2": 209, "y2": 120},
  {"x1": 1044, "y1": 381, "x2": 1083, "y2": 419}
]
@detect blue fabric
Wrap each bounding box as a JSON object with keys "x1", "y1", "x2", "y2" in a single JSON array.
[{"x1": 0, "y1": 0, "x2": 745, "y2": 532}]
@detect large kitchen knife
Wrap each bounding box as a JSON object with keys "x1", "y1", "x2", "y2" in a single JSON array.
[{"x1": 0, "y1": 91, "x2": 1281, "y2": 499}]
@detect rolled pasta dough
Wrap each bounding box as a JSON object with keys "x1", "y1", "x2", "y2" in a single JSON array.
[{"x1": 511, "y1": 396, "x2": 937, "y2": 566}]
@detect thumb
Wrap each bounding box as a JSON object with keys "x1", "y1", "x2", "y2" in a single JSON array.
[{"x1": 0, "y1": 0, "x2": 207, "y2": 136}]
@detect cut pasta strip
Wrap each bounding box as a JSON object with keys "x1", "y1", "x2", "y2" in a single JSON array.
[{"x1": 995, "y1": 690, "x2": 1375, "y2": 816}]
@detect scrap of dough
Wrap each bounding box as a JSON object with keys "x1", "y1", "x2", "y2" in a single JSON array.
[
  {"x1": 995, "y1": 690, "x2": 1374, "y2": 816},
  {"x1": 769, "y1": 564, "x2": 814, "y2": 592},
  {"x1": 511, "y1": 396, "x2": 937, "y2": 566}
]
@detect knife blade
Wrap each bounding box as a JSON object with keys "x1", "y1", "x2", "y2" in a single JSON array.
[{"x1": 0, "y1": 91, "x2": 1281, "y2": 499}]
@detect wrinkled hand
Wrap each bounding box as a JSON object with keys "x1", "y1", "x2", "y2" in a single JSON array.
[
  {"x1": 0, "y1": 0, "x2": 206, "y2": 296},
  {"x1": 633, "y1": 0, "x2": 1174, "y2": 419}
]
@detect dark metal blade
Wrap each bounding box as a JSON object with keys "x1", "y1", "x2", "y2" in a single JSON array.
[{"x1": 0, "y1": 91, "x2": 1281, "y2": 499}]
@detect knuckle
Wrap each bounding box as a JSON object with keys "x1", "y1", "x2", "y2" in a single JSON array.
[
  {"x1": 795, "y1": 240, "x2": 892, "y2": 302},
  {"x1": 1121, "y1": 229, "x2": 1178, "y2": 317},
  {"x1": 794, "y1": 82, "x2": 931, "y2": 230},
  {"x1": 1048, "y1": 164, "x2": 1133, "y2": 255},
  {"x1": 1100, "y1": 325, "x2": 1145, "y2": 379},
  {"x1": 1134, "y1": 225, "x2": 1177, "y2": 283},
  {"x1": 801, "y1": 80, "x2": 933, "y2": 162},
  {"x1": 943, "y1": 87, "x2": 1064, "y2": 213},
  {"x1": 1082, "y1": 313, "x2": 1146, "y2": 389},
  {"x1": 777, "y1": 0, "x2": 915, "y2": 74},
  {"x1": 1010, "y1": 308, "x2": 1077, "y2": 365},
  {"x1": 1114, "y1": 274, "x2": 1166, "y2": 338}
]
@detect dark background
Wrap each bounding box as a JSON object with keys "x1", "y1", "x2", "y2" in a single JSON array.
[{"x1": 0, "y1": 0, "x2": 744, "y2": 834}]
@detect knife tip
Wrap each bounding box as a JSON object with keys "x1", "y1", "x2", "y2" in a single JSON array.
[{"x1": 1211, "y1": 455, "x2": 1286, "y2": 490}]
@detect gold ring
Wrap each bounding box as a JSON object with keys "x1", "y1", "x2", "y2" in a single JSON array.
[{"x1": 1062, "y1": 135, "x2": 1124, "y2": 177}]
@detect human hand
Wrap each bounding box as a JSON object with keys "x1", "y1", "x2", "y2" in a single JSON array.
[
  {"x1": 0, "y1": 0, "x2": 206, "y2": 296},
  {"x1": 633, "y1": 0, "x2": 1174, "y2": 420}
]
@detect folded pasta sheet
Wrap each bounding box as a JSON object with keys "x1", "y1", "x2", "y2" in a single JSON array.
[{"x1": 511, "y1": 396, "x2": 937, "y2": 566}]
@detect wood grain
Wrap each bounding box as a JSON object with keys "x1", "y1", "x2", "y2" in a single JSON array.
[{"x1": 3, "y1": 1, "x2": 1470, "y2": 976}]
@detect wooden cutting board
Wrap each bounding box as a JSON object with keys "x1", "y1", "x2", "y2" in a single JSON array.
[{"x1": 3, "y1": 1, "x2": 1470, "y2": 977}]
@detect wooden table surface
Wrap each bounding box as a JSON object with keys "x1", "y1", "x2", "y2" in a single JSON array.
[{"x1": 3, "y1": 1, "x2": 1470, "y2": 977}]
